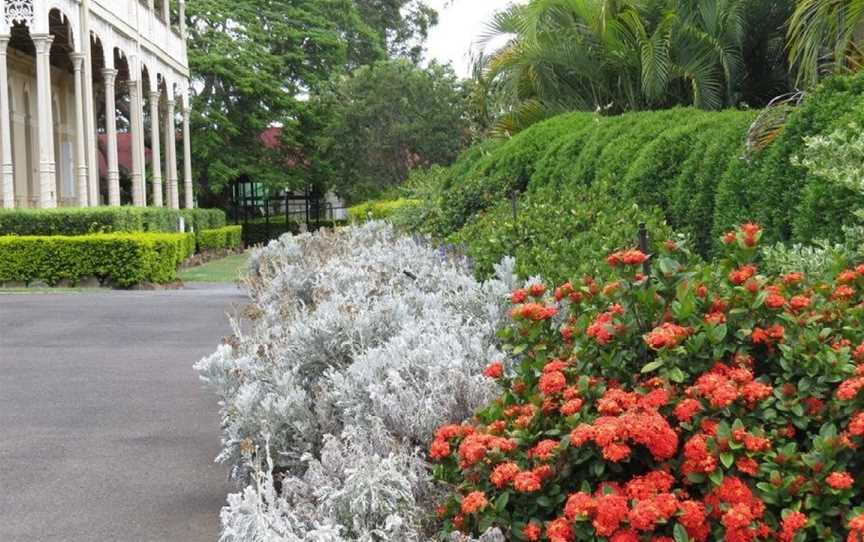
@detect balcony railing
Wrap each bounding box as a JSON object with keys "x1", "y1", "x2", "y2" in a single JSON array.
[{"x1": 91, "y1": 0, "x2": 187, "y2": 69}]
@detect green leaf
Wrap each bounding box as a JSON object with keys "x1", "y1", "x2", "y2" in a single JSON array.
[
  {"x1": 495, "y1": 492, "x2": 510, "y2": 512},
  {"x1": 720, "y1": 452, "x2": 734, "y2": 469},
  {"x1": 709, "y1": 324, "x2": 728, "y2": 344},
  {"x1": 709, "y1": 469, "x2": 724, "y2": 486},
  {"x1": 674, "y1": 523, "x2": 691, "y2": 542},
  {"x1": 668, "y1": 367, "x2": 686, "y2": 383},
  {"x1": 641, "y1": 360, "x2": 664, "y2": 373}
]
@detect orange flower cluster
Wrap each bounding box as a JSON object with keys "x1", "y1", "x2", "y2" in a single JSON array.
[
  {"x1": 587, "y1": 304, "x2": 626, "y2": 345},
  {"x1": 826, "y1": 471, "x2": 855, "y2": 490},
  {"x1": 511, "y1": 302, "x2": 558, "y2": 321},
  {"x1": 837, "y1": 363, "x2": 864, "y2": 401},
  {"x1": 643, "y1": 322, "x2": 693, "y2": 350},
  {"x1": 607, "y1": 249, "x2": 649, "y2": 267},
  {"x1": 431, "y1": 225, "x2": 864, "y2": 542},
  {"x1": 482, "y1": 361, "x2": 503, "y2": 379},
  {"x1": 570, "y1": 389, "x2": 678, "y2": 462},
  {"x1": 704, "y1": 476, "x2": 769, "y2": 542},
  {"x1": 729, "y1": 265, "x2": 758, "y2": 285},
  {"x1": 687, "y1": 363, "x2": 773, "y2": 409},
  {"x1": 750, "y1": 324, "x2": 785, "y2": 346},
  {"x1": 460, "y1": 491, "x2": 488, "y2": 514},
  {"x1": 557, "y1": 472, "x2": 695, "y2": 539},
  {"x1": 456, "y1": 432, "x2": 517, "y2": 468},
  {"x1": 723, "y1": 223, "x2": 762, "y2": 247}
]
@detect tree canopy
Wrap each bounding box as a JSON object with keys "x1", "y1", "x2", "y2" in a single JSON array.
[
  {"x1": 476, "y1": 0, "x2": 794, "y2": 135},
  {"x1": 313, "y1": 59, "x2": 469, "y2": 203},
  {"x1": 186, "y1": 0, "x2": 440, "y2": 203}
]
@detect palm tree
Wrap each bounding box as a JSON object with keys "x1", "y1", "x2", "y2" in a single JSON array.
[
  {"x1": 474, "y1": 0, "x2": 767, "y2": 135},
  {"x1": 788, "y1": 0, "x2": 864, "y2": 87}
]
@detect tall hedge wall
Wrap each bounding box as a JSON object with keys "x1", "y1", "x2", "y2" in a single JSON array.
[{"x1": 404, "y1": 72, "x2": 864, "y2": 277}]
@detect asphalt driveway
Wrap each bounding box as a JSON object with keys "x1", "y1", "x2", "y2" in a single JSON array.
[{"x1": 0, "y1": 284, "x2": 246, "y2": 541}]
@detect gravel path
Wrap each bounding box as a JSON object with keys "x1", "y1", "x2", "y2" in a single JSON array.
[{"x1": 0, "y1": 284, "x2": 245, "y2": 542}]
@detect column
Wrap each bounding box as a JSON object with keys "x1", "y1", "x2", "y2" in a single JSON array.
[
  {"x1": 0, "y1": 36, "x2": 14, "y2": 209},
  {"x1": 149, "y1": 90, "x2": 163, "y2": 207},
  {"x1": 179, "y1": 0, "x2": 187, "y2": 38},
  {"x1": 32, "y1": 34, "x2": 57, "y2": 209},
  {"x1": 70, "y1": 53, "x2": 89, "y2": 207},
  {"x1": 136, "y1": 79, "x2": 147, "y2": 204},
  {"x1": 164, "y1": 98, "x2": 179, "y2": 209},
  {"x1": 182, "y1": 105, "x2": 193, "y2": 208},
  {"x1": 103, "y1": 68, "x2": 120, "y2": 206},
  {"x1": 128, "y1": 80, "x2": 144, "y2": 206},
  {"x1": 82, "y1": 1, "x2": 99, "y2": 206},
  {"x1": 162, "y1": 0, "x2": 170, "y2": 24}
]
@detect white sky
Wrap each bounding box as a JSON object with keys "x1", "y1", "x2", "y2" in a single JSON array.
[{"x1": 423, "y1": 0, "x2": 526, "y2": 78}]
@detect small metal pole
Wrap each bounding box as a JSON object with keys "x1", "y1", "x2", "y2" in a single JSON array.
[
  {"x1": 304, "y1": 184, "x2": 312, "y2": 231},
  {"x1": 510, "y1": 190, "x2": 518, "y2": 222},
  {"x1": 638, "y1": 223, "x2": 651, "y2": 277}
]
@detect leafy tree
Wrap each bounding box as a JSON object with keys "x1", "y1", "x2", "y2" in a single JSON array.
[
  {"x1": 354, "y1": 0, "x2": 439, "y2": 63},
  {"x1": 788, "y1": 0, "x2": 864, "y2": 87},
  {"x1": 314, "y1": 60, "x2": 469, "y2": 203},
  {"x1": 475, "y1": 0, "x2": 792, "y2": 135},
  {"x1": 186, "y1": 0, "x2": 439, "y2": 206}
]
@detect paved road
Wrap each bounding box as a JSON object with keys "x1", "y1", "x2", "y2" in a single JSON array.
[{"x1": 0, "y1": 284, "x2": 246, "y2": 542}]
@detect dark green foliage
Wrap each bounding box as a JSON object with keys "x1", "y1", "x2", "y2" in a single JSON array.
[
  {"x1": 316, "y1": 59, "x2": 468, "y2": 202},
  {"x1": 0, "y1": 233, "x2": 195, "y2": 287},
  {"x1": 669, "y1": 112, "x2": 755, "y2": 253},
  {"x1": 197, "y1": 226, "x2": 244, "y2": 252},
  {"x1": 242, "y1": 222, "x2": 296, "y2": 245},
  {"x1": 714, "y1": 73, "x2": 864, "y2": 244},
  {"x1": 475, "y1": 0, "x2": 793, "y2": 135},
  {"x1": 448, "y1": 182, "x2": 674, "y2": 284},
  {"x1": 407, "y1": 107, "x2": 756, "y2": 252},
  {"x1": 404, "y1": 72, "x2": 864, "y2": 283},
  {"x1": 0, "y1": 207, "x2": 227, "y2": 237}
]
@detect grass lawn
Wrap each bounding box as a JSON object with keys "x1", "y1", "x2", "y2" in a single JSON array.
[
  {"x1": 0, "y1": 287, "x2": 91, "y2": 295},
  {"x1": 179, "y1": 252, "x2": 250, "y2": 283}
]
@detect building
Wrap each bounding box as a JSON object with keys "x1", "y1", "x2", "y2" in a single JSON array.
[{"x1": 0, "y1": 0, "x2": 193, "y2": 209}]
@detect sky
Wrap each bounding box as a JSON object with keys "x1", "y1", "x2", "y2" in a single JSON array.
[{"x1": 424, "y1": 0, "x2": 525, "y2": 78}]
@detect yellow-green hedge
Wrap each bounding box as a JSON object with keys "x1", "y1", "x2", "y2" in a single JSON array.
[
  {"x1": 197, "y1": 225, "x2": 243, "y2": 252},
  {"x1": 0, "y1": 232, "x2": 195, "y2": 287},
  {"x1": 348, "y1": 198, "x2": 418, "y2": 223}
]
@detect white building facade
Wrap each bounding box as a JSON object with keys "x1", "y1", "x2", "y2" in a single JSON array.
[{"x1": 0, "y1": 0, "x2": 193, "y2": 209}]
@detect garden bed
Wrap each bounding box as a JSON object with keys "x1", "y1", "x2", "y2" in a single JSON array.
[{"x1": 198, "y1": 222, "x2": 864, "y2": 541}]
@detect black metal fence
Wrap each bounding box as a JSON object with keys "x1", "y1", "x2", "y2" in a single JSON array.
[{"x1": 230, "y1": 179, "x2": 347, "y2": 245}]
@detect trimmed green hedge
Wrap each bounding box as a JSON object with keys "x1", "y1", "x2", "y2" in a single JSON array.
[
  {"x1": 714, "y1": 75, "x2": 864, "y2": 243},
  {"x1": 0, "y1": 207, "x2": 227, "y2": 237},
  {"x1": 0, "y1": 233, "x2": 195, "y2": 287},
  {"x1": 399, "y1": 72, "x2": 864, "y2": 280},
  {"x1": 348, "y1": 198, "x2": 419, "y2": 223},
  {"x1": 450, "y1": 181, "x2": 674, "y2": 283},
  {"x1": 181, "y1": 208, "x2": 227, "y2": 233},
  {"x1": 198, "y1": 226, "x2": 243, "y2": 252}
]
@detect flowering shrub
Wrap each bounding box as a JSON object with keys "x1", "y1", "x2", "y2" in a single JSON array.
[
  {"x1": 432, "y1": 224, "x2": 864, "y2": 542},
  {"x1": 195, "y1": 222, "x2": 516, "y2": 540}
]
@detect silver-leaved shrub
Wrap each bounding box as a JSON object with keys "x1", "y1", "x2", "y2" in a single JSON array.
[{"x1": 196, "y1": 222, "x2": 516, "y2": 541}]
